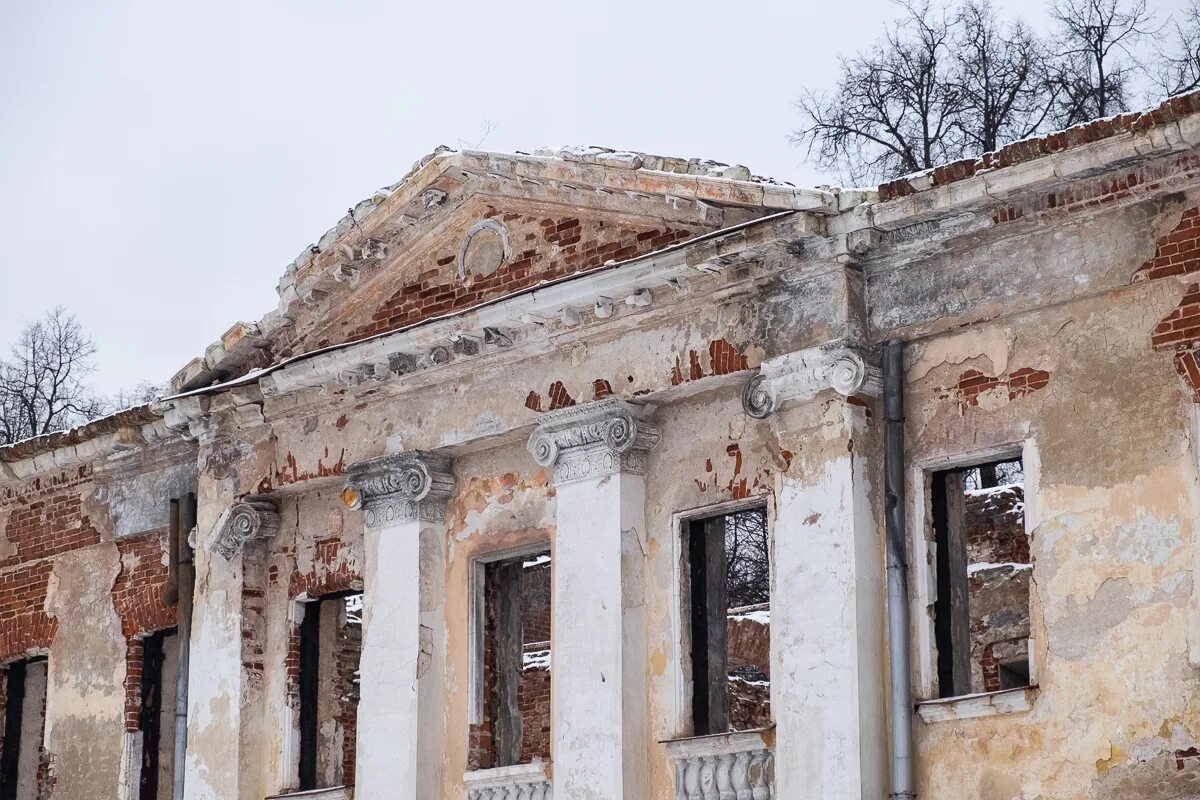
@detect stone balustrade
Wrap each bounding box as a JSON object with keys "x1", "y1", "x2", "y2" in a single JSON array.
[
  {"x1": 664, "y1": 728, "x2": 775, "y2": 800},
  {"x1": 463, "y1": 762, "x2": 552, "y2": 800}
]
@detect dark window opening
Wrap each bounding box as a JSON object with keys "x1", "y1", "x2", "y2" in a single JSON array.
[
  {"x1": 297, "y1": 591, "x2": 362, "y2": 791},
  {"x1": 0, "y1": 657, "x2": 47, "y2": 800},
  {"x1": 686, "y1": 507, "x2": 770, "y2": 736},
  {"x1": 932, "y1": 457, "x2": 1031, "y2": 698},
  {"x1": 468, "y1": 549, "x2": 551, "y2": 770},
  {"x1": 138, "y1": 629, "x2": 179, "y2": 800}
]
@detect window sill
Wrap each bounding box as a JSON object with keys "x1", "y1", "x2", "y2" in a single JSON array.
[
  {"x1": 463, "y1": 761, "x2": 552, "y2": 795},
  {"x1": 916, "y1": 685, "x2": 1037, "y2": 723},
  {"x1": 265, "y1": 787, "x2": 350, "y2": 800}
]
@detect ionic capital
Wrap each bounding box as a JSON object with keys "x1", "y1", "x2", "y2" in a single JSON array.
[
  {"x1": 208, "y1": 497, "x2": 281, "y2": 560},
  {"x1": 344, "y1": 451, "x2": 455, "y2": 528},
  {"x1": 742, "y1": 344, "x2": 882, "y2": 419},
  {"x1": 527, "y1": 399, "x2": 660, "y2": 485}
]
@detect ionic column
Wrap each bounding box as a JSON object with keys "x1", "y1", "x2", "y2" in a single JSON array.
[
  {"x1": 527, "y1": 399, "x2": 660, "y2": 800},
  {"x1": 742, "y1": 343, "x2": 887, "y2": 800},
  {"x1": 185, "y1": 496, "x2": 279, "y2": 800},
  {"x1": 344, "y1": 451, "x2": 454, "y2": 800}
]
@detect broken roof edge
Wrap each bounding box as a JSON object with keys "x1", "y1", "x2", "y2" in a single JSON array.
[
  {"x1": 875, "y1": 89, "x2": 1200, "y2": 204},
  {"x1": 161, "y1": 208, "x2": 803, "y2": 405},
  {"x1": 0, "y1": 404, "x2": 164, "y2": 468}
]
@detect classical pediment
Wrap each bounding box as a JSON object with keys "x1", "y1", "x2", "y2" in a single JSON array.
[{"x1": 169, "y1": 146, "x2": 834, "y2": 393}]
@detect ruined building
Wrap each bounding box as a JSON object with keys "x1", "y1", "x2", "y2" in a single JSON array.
[{"x1": 2, "y1": 91, "x2": 1200, "y2": 800}]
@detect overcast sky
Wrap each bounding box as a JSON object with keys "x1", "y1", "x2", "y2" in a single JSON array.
[{"x1": 0, "y1": 0, "x2": 1187, "y2": 397}]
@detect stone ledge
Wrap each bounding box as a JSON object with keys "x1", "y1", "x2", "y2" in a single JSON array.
[
  {"x1": 265, "y1": 786, "x2": 350, "y2": 800},
  {"x1": 916, "y1": 685, "x2": 1037, "y2": 723}
]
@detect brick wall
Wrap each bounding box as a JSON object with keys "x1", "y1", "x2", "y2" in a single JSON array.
[
  {"x1": 1134, "y1": 207, "x2": 1200, "y2": 282},
  {"x1": 1151, "y1": 283, "x2": 1200, "y2": 401},
  {"x1": 335, "y1": 611, "x2": 361, "y2": 787},
  {"x1": 0, "y1": 469, "x2": 98, "y2": 664},
  {"x1": 469, "y1": 557, "x2": 554, "y2": 769},
  {"x1": 352, "y1": 207, "x2": 699, "y2": 342},
  {"x1": 517, "y1": 659, "x2": 551, "y2": 765},
  {"x1": 965, "y1": 485, "x2": 1032, "y2": 694}
]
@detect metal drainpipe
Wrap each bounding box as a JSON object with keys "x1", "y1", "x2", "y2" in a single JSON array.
[
  {"x1": 173, "y1": 493, "x2": 196, "y2": 800},
  {"x1": 884, "y1": 339, "x2": 916, "y2": 800}
]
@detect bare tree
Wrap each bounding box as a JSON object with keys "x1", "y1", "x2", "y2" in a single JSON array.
[
  {"x1": 0, "y1": 308, "x2": 107, "y2": 445},
  {"x1": 1153, "y1": 1, "x2": 1200, "y2": 95},
  {"x1": 792, "y1": 1, "x2": 962, "y2": 183},
  {"x1": 1048, "y1": 0, "x2": 1156, "y2": 124},
  {"x1": 725, "y1": 508, "x2": 770, "y2": 608},
  {"x1": 953, "y1": 1, "x2": 1056, "y2": 153},
  {"x1": 110, "y1": 380, "x2": 162, "y2": 410}
]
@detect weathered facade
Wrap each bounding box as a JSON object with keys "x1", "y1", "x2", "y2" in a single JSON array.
[{"x1": 3, "y1": 92, "x2": 1200, "y2": 800}]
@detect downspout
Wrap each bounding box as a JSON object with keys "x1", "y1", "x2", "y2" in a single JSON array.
[
  {"x1": 884, "y1": 339, "x2": 916, "y2": 800},
  {"x1": 164, "y1": 494, "x2": 196, "y2": 800}
]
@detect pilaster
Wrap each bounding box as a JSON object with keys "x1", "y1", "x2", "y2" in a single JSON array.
[
  {"x1": 344, "y1": 451, "x2": 454, "y2": 800},
  {"x1": 528, "y1": 399, "x2": 660, "y2": 800},
  {"x1": 747, "y1": 351, "x2": 887, "y2": 800},
  {"x1": 184, "y1": 489, "x2": 279, "y2": 800}
]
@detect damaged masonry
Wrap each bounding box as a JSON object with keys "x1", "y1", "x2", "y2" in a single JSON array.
[{"x1": 3, "y1": 92, "x2": 1200, "y2": 800}]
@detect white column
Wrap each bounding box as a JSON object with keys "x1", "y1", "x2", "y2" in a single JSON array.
[
  {"x1": 745, "y1": 344, "x2": 887, "y2": 800},
  {"x1": 185, "y1": 497, "x2": 279, "y2": 800},
  {"x1": 345, "y1": 451, "x2": 454, "y2": 800},
  {"x1": 528, "y1": 399, "x2": 660, "y2": 800}
]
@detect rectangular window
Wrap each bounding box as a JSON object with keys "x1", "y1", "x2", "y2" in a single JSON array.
[
  {"x1": 686, "y1": 507, "x2": 771, "y2": 736},
  {"x1": 0, "y1": 657, "x2": 47, "y2": 800},
  {"x1": 468, "y1": 548, "x2": 552, "y2": 770},
  {"x1": 297, "y1": 591, "x2": 362, "y2": 790},
  {"x1": 138, "y1": 630, "x2": 179, "y2": 800},
  {"x1": 931, "y1": 457, "x2": 1031, "y2": 698}
]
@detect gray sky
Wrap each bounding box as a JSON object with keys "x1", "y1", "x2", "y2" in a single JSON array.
[{"x1": 0, "y1": 0, "x2": 1186, "y2": 397}]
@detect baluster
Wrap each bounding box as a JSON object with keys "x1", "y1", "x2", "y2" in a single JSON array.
[
  {"x1": 701, "y1": 755, "x2": 720, "y2": 800},
  {"x1": 675, "y1": 758, "x2": 689, "y2": 800},
  {"x1": 763, "y1": 751, "x2": 775, "y2": 800},
  {"x1": 748, "y1": 751, "x2": 770, "y2": 800},
  {"x1": 684, "y1": 754, "x2": 704, "y2": 800},
  {"x1": 715, "y1": 752, "x2": 735, "y2": 800},
  {"x1": 731, "y1": 750, "x2": 752, "y2": 800}
]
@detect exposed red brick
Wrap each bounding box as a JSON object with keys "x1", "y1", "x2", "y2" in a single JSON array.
[
  {"x1": 347, "y1": 212, "x2": 700, "y2": 343},
  {"x1": 1133, "y1": 208, "x2": 1200, "y2": 282},
  {"x1": 671, "y1": 340, "x2": 752, "y2": 387},
  {"x1": 546, "y1": 381, "x2": 576, "y2": 411},
  {"x1": 592, "y1": 379, "x2": 613, "y2": 399},
  {"x1": 953, "y1": 366, "x2": 1051, "y2": 408},
  {"x1": 524, "y1": 390, "x2": 543, "y2": 412}
]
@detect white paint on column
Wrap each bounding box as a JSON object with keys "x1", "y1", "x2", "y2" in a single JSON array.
[
  {"x1": 355, "y1": 517, "x2": 422, "y2": 799},
  {"x1": 183, "y1": 549, "x2": 245, "y2": 800},
  {"x1": 552, "y1": 470, "x2": 648, "y2": 800},
  {"x1": 771, "y1": 451, "x2": 886, "y2": 800}
]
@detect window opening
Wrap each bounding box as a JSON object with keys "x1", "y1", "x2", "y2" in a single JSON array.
[
  {"x1": 297, "y1": 591, "x2": 362, "y2": 790},
  {"x1": 468, "y1": 549, "x2": 552, "y2": 770},
  {"x1": 931, "y1": 457, "x2": 1031, "y2": 698},
  {"x1": 686, "y1": 507, "x2": 770, "y2": 736},
  {"x1": 0, "y1": 657, "x2": 47, "y2": 800},
  {"x1": 138, "y1": 629, "x2": 179, "y2": 800}
]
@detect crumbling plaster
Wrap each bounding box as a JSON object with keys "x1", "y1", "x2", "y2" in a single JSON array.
[{"x1": 901, "y1": 267, "x2": 1200, "y2": 797}]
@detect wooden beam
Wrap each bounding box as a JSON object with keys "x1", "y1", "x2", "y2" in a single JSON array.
[
  {"x1": 492, "y1": 560, "x2": 524, "y2": 767},
  {"x1": 941, "y1": 471, "x2": 973, "y2": 696}
]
